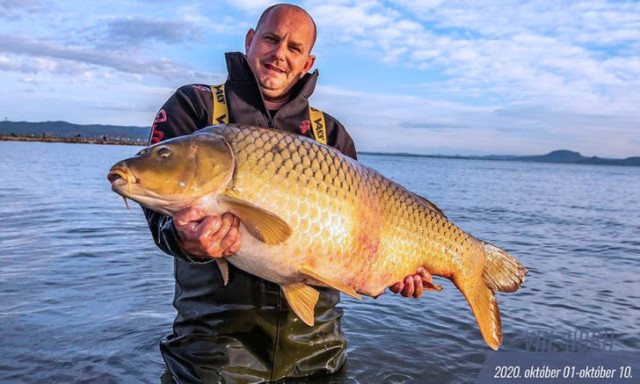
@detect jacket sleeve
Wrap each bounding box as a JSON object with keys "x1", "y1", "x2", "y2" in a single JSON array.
[
  {"x1": 143, "y1": 85, "x2": 214, "y2": 263},
  {"x1": 148, "y1": 85, "x2": 211, "y2": 144}
]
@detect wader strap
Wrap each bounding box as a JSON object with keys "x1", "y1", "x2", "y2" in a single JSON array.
[
  {"x1": 210, "y1": 84, "x2": 229, "y2": 124},
  {"x1": 308, "y1": 106, "x2": 327, "y2": 145},
  {"x1": 211, "y1": 82, "x2": 327, "y2": 145}
]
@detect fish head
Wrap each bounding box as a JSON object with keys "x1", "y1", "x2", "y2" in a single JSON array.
[{"x1": 107, "y1": 133, "x2": 234, "y2": 215}]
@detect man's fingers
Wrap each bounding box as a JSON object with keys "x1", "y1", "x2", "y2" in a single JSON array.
[
  {"x1": 174, "y1": 206, "x2": 206, "y2": 227},
  {"x1": 389, "y1": 282, "x2": 403, "y2": 294},
  {"x1": 417, "y1": 267, "x2": 442, "y2": 292},
  {"x1": 402, "y1": 276, "x2": 414, "y2": 298},
  {"x1": 388, "y1": 268, "x2": 441, "y2": 297},
  {"x1": 229, "y1": 214, "x2": 241, "y2": 230},
  {"x1": 226, "y1": 236, "x2": 242, "y2": 255},
  {"x1": 174, "y1": 212, "x2": 242, "y2": 259},
  {"x1": 210, "y1": 214, "x2": 234, "y2": 242},
  {"x1": 203, "y1": 243, "x2": 223, "y2": 258},
  {"x1": 196, "y1": 216, "x2": 222, "y2": 239},
  {"x1": 219, "y1": 219, "x2": 241, "y2": 254},
  {"x1": 413, "y1": 275, "x2": 423, "y2": 298}
]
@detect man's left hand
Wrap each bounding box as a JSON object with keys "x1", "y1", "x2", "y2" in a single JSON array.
[{"x1": 389, "y1": 267, "x2": 442, "y2": 298}]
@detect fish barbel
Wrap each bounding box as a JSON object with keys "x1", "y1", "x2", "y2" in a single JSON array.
[{"x1": 107, "y1": 124, "x2": 527, "y2": 350}]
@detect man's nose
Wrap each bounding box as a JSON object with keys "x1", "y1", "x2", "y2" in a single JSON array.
[{"x1": 272, "y1": 41, "x2": 286, "y2": 60}]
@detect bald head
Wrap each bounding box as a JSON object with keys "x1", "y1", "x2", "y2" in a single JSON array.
[
  {"x1": 255, "y1": 4, "x2": 317, "y2": 52},
  {"x1": 244, "y1": 3, "x2": 318, "y2": 109}
]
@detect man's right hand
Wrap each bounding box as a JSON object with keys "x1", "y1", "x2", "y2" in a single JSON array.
[{"x1": 173, "y1": 207, "x2": 242, "y2": 259}]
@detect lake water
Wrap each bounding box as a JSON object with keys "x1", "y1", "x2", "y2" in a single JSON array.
[{"x1": 1, "y1": 141, "x2": 638, "y2": 383}]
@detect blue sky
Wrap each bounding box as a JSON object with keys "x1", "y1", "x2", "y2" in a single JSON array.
[{"x1": 1, "y1": 0, "x2": 639, "y2": 157}]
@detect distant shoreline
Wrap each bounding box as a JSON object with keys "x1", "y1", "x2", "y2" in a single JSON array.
[
  {"x1": 2, "y1": 133, "x2": 638, "y2": 167},
  {"x1": 0, "y1": 134, "x2": 144, "y2": 146}
]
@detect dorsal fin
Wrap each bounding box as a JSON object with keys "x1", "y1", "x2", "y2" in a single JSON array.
[{"x1": 416, "y1": 194, "x2": 447, "y2": 218}]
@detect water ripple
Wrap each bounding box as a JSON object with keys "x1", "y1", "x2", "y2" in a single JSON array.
[{"x1": 0, "y1": 144, "x2": 638, "y2": 383}]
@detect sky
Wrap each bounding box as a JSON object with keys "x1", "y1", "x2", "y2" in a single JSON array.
[{"x1": 1, "y1": 0, "x2": 639, "y2": 157}]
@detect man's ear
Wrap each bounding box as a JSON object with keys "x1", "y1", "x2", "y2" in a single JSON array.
[
  {"x1": 303, "y1": 55, "x2": 316, "y2": 73},
  {"x1": 245, "y1": 29, "x2": 256, "y2": 53}
]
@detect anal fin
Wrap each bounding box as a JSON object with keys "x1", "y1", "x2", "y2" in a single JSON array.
[
  {"x1": 457, "y1": 279, "x2": 502, "y2": 350},
  {"x1": 215, "y1": 258, "x2": 229, "y2": 286},
  {"x1": 300, "y1": 265, "x2": 362, "y2": 299},
  {"x1": 282, "y1": 283, "x2": 320, "y2": 326}
]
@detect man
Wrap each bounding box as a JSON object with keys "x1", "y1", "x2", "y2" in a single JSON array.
[{"x1": 146, "y1": 4, "x2": 433, "y2": 383}]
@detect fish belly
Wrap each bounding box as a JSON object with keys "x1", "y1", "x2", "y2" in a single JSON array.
[
  {"x1": 198, "y1": 125, "x2": 526, "y2": 350},
  {"x1": 218, "y1": 125, "x2": 465, "y2": 297}
]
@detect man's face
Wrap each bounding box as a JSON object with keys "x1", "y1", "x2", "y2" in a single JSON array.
[{"x1": 245, "y1": 7, "x2": 316, "y2": 102}]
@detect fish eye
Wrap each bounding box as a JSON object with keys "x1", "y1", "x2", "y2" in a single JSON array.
[{"x1": 157, "y1": 146, "x2": 171, "y2": 159}]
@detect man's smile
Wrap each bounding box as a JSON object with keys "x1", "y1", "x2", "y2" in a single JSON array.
[{"x1": 264, "y1": 63, "x2": 288, "y2": 75}]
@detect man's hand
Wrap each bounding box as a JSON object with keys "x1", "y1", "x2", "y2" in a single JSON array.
[
  {"x1": 173, "y1": 207, "x2": 242, "y2": 259},
  {"x1": 389, "y1": 267, "x2": 441, "y2": 298}
]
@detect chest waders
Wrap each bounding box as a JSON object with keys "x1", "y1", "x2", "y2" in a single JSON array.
[{"x1": 166, "y1": 85, "x2": 343, "y2": 383}]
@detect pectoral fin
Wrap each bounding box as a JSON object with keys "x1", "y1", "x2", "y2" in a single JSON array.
[
  {"x1": 300, "y1": 265, "x2": 362, "y2": 299},
  {"x1": 219, "y1": 195, "x2": 292, "y2": 245},
  {"x1": 281, "y1": 283, "x2": 320, "y2": 326},
  {"x1": 215, "y1": 258, "x2": 229, "y2": 286}
]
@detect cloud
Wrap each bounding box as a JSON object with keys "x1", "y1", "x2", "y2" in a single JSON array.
[
  {"x1": 400, "y1": 121, "x2": 467, "y2": 131},
  {"x1": 0, "y1": 55, "x2": 39, "y2": 73},
  {"x1": 0, "y1": 34, "x2": 210, "y2": 81},
  {"x1": 0, "y1": 71, "x2": 176, "y2": 126},
  {"x1": 100, "y1": 18, "x2": 203, "y2": 47},
  {"x1": 0, "y1": 0, "x2": 46, "y2": 19},
  {"x1": 308, "y1": 0, "x2": 640, "y2": 129},
  {"x1": 224, "y1": 0, "x2": 280, "y2": 13},
  {"x1": 1, "y1": 0, "x2": 638, "y2": 157},
  {"x1": 312, "y1": 78, "x2": 639, "y2": 157}
]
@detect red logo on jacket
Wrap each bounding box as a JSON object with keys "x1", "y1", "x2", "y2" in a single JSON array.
[
  {"x1": 299, "y1": 120, "x2": 310, "y2": 134},
  {"x1": 150, "y1": 109, "x2": 167, "y2": 144}
]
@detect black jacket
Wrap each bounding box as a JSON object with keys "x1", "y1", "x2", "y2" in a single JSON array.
[{"x1": 145, "y1": 52, "x2": 357, "y2": 383}]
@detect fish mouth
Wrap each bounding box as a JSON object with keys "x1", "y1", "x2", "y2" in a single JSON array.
[
  {"x1": 107, "y1": 166, "x2": 137, "y2": 195},
  {"x1": 107, "y1": 166, "x2": 185, "y2": 215},
  {"x1": 107, "y1": 169, "x2": 125, "y2": 183}
]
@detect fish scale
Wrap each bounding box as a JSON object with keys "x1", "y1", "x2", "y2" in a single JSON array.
[
  {"x1": 108, "y1": 123, "x2": 527, "y2": 350},
  {"x1": 218, "y1": 124, "x2": 488, "y2": 293}
]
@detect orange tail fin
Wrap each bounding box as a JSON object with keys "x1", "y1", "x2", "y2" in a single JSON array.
[{"x1": 456, "y1": 241, "x2": 527, "y2": 350}]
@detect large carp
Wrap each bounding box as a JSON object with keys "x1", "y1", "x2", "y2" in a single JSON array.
[{"x1": 107, "y1": 124, "x2": 527, "y2": 350}]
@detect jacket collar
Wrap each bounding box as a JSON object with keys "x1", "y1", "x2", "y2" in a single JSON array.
[{"x1": 224, "y1": 51, "x2": 319, "y2": 103}]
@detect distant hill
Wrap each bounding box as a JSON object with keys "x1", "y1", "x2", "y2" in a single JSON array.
[
  {"x1": 2, "y1": 121, "x2": 639, "y2": 167},
  {"x1": 481, "y1": 149, "x2": 640, "y2": 167},
  {"x1": 365, "y1": 149, "x2": 640, "y2": 167},
  {"x1": 0, "y1": 120, "x2": 148, "y2": 143}
]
